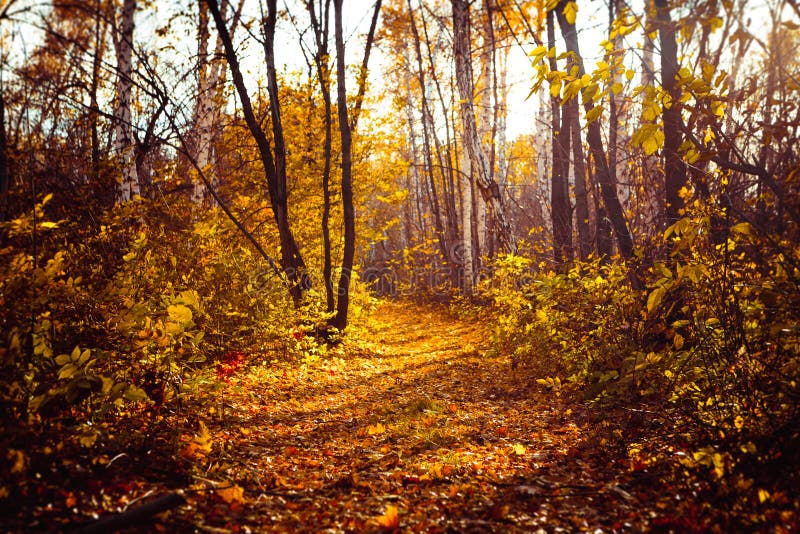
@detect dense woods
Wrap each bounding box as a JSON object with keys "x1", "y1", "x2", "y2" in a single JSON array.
[{"x1": 1, "y1": 0, "x2": 799, "y2": 530}]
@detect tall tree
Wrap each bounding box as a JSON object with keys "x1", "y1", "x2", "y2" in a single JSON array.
[
  {"x1": 452, "y1": 0, "x2": 515, "y2": 253},
  {"x1": 112, "y1": 0, "x2": 138, "y2": 201},
  {"x1": 306, "y1": 0, "x2": 336, "y2": 313},
  {"x1": 206, "y1": 0, "x2": 309, "y2": 304},
  {"x1": 547, "y1": 8, "x2": 572, "y2": 264},
  {"x1": 331, "y1": 0, "x2": 355, "y2": 330},
  {"x1": 191, "y1": 0, "x2": 243, "y2": 205},
  {"x1": 407, "y1": 0, "x2": 448, "y2": 262},
  {"x1": 554, "y1": 1, "x2": 633, "y2": 258},
  {"x1": 654, "y1": 0, "x2": 686, "y2": 227}
]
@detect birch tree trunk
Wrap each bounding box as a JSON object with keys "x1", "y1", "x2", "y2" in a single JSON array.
[
  {"x1": 113, "y1": 0, "x2": 138, "y2": 202},
  {"x1": 193, "y1": 0, "x2": 243, "y2": 205},
  {"x1": 460, "y1": 144, "x2": 474, "y2": 293},
  {"x1": 408, "y1": 0, "x2": 448, "y2": 260},
  {"x1": 452, "y1": 0, "x2": 514, "y2": 253},
  {"x1": 476, "y1": 0, "x2": 495, "y2": 260}
]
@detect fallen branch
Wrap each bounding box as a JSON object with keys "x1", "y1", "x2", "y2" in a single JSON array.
[{"x1": 71, "y1": 491, "x2": 186, "y2": 533}]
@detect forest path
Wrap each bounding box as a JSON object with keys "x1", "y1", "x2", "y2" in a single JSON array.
[{"x1": 176, "y1": 301, "x2": 645, "y2": 532}]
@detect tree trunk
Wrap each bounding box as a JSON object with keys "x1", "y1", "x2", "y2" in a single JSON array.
[
  {"x1": 452, "y1": 0, "x2": 515, "y2": 253},
  {"x1": 419, "y1": 12, "x2": 460, "y2": 267},
  {"x1": 206, "y1": 0, "x2": 308, "y2": 305},
  {"x1": 548, "y1": 9, "x2": 572, "y2": 264},
  {"x1": 0, "y1": 81, "x2": 8, "y2": 221},
  {"x1": 350, "y1": 0, "x2": 382, "y2": 132},
  {"x1": 113, "y1": 0, "x2": 138, "y2": 202},
  {"x1": 460, "y1": 143, "x2": 474, "y2": 293},
  {"x1": 331, "y1": 0, "x2": 355, "y2": 330},
  {"x1": 654, "y1": 0, "x2": 686, "y2": 228},
  {"x1": 89, "y1": 0, "x2": 107, "y2": 185},
  {"x1": 307, "y1": 0, "x2": 335, "y2": 313},
  {"x1": 476, "y1": 0, "x2": 495, "y2": 261},
  {"x1": 569, "y1": 98, "x2": 591, "y2": 260},
  {"x1": 555, "y1": 3, "x2": 634, "y2": 258},
  {"x1": 408, "y1": 0, "x2": 448, "y2": 262}
]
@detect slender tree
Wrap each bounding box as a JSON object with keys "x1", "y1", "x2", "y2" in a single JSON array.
[
  {"x1": 112, "y1": 0, "x2": 138, "y2": 201},
  {"x1": 452, "y1": 0, "x2": 515, "y2": 253},
  {"x1": 555, "y1": 1, "x2": 633, "y2": 257},
  {"x1": 206, "y1": 0, "x2": 309, "y2": 304},
  {"x1": 654, "y1": 0, "x2": 686, "y2": 227},
  {"x1": 307, "y1": 0, "x2": 336, "y2": 313},
  {"x1": 547, "y1": 8, "x2": 572, "y2": 264},
  {"x1": 331, "y1": 0, "x2": 355, "y2": 330}
]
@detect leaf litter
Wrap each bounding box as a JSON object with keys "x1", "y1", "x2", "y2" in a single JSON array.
[{"x1": 4, "y1": 301, "x2": 796, "y2": 532}]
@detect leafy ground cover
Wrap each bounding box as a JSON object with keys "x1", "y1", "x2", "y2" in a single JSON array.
[{"x1": 2, "y1": 301, "x2": 797, "y2": 532}]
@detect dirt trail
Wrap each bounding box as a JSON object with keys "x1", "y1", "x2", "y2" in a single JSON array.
[{"x1": 173, "y1": 301, "x2": 645, "y2": 532}]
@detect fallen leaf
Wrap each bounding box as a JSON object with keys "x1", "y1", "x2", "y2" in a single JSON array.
[
  {"x1": 218, "y1": 484, "x2": 245, "y2": 504},
  {"x1": 376, "y1": 504, "x2": 399, "y2": 529},
  {"x1": 367, "y1": 423, "x2": 386, "y2": 435}
]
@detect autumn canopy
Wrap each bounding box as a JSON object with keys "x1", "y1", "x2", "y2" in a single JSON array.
[{"x1": 0, "y1": 0, "x2": 798, "y2": 531}]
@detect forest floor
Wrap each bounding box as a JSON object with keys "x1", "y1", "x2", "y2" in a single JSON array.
[
  {"x1": 163, "y1": 300, "x2": 651, "y2": 532},
  {"x1": 6, "y1": 301, "x2": 779, "y2": 532}
]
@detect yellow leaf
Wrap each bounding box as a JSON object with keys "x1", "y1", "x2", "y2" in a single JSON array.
[
  {"x1": 192, "y1": 421, "x2": 214, "y2": 454},
  {"x1": 511, "y1": 443, "x2": 527, "y2": 455},
  {"x1": 673, "y1": 333, "x2": 684, "y2": 350},
  {"x1": 167, "y1": 304, "x2": 193, "y2": 324},
  {"x1": 376, "y1": 504, "x2": 400, "y2": 528},
  {"x1": 367, "y1": 422, "x2": 386, "y2": 436},
  {"x1": 563, "y1": 1, "x2": 578, "y2": 24},
  {"x1": 758, "y1": 488, "x2": 770, "y2": 503},
  {"x1": 585, "y1": 105, "x2": 604, "y2": 124},
  {"x1": 647, "y1": 286, "x2": 666, "y2": 315},
  {"x1": 218, "y1": 484, "x2": 245, "y2": 504},
  {"x1": 549, "y1": 80, "x2": 561, "y2": 98}
]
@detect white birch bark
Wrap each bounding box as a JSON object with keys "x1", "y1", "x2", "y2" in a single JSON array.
[
  {"x1": 475, "y1": 0, "x2": 493, "y2": 258},
  {"x1": 113, "y1": 0, "x2": 138, "y2": 202},
  {"x1": 452, "y1": 0, "x2": 514, "y2": 253},
  {"x1": 535, "y1": 84, "x2": 551, "y2": 222},
  {"x1": 193, "y1": 0, "x2": 240, "y2": 204},
  {"x1": 460, "y1": 145, "x2": 473, "y2": 293},
  {"x1": 496, "y1": 45, "x2": 509, "y2": 187}
]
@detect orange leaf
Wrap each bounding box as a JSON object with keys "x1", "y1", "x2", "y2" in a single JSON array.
[
  {"x1": 217, "y1": 484, "x2": 245, "y2": 504},
  {"x1": 376, "y1": 504, "x2": 400, "y2": 529}
]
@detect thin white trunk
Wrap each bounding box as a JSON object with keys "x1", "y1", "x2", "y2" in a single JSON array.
[
  {"x1": 113, "y1": 0, "x2": 138, "y2": 202},
  {"x1": 535, "y1": 84, "x2": 551, "y2": 222},
  {"x1": 460, "y1": 146, "x2": 473, "y2": 293},
  {"x1": 403, "y1": 44, "x2": 424, "y2": 242},
  {"x1": 496, "y1": 45, "x2": 509, "y2": 187},
  {"x1": 475, "y1": 0, "x2": 494, "y2": 258},
  {"x1": 452, "y1": 0, "x2": 514, "y2": 253},
  {"x1": 193, "y1": 0, "x2": 240, "y2": 204}
]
